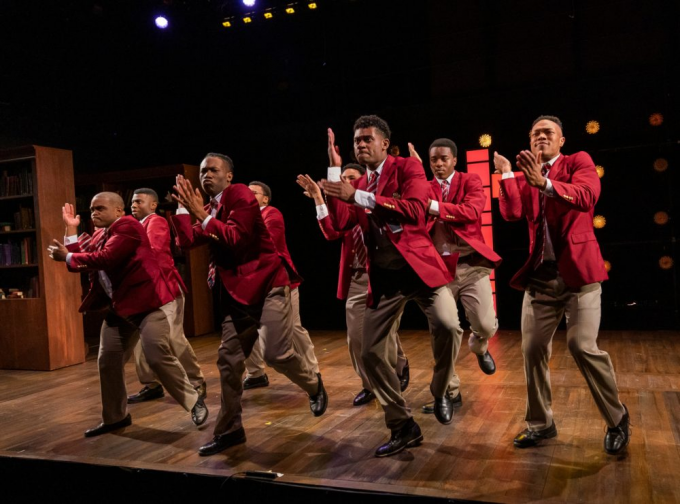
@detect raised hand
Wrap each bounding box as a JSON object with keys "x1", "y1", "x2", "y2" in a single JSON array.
[
  {"x1": 516, "y1": 150, "x2": 547, "y2": 189},
  {"x1": 173, "y1": 175, "x2": 209, "y2": 221},
  {"x1": 493, "y1": 152, "x2": 512, "y2": 174},
  {"x1": 296, "y1": 174, "x2": 325, "y2": 204},
  {"x1": 408, "y1": 142, "x2": 423, "y2": 164},
  {"x1": 62, "y1": 203, "x2": 80, "y2": 236},
  {"x1": 328, "y1": 128, "x2": 343, "y2": 167}
]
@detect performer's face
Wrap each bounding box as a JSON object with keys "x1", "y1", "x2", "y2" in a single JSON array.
[
  {"x1": 90, "y1": 195, "x2": 123, "y2": 228},
  {"x1": 353, "y1": 127, "x2": 389, "y2": 168},
  {"x1": 130, "y1": 193, "x2": 157, "y2": 220},
  {"x1": 529, "y1": 120, "x2": 565, "y2": 162},
  {"x1": 248, "y1": 185, "x2": 269, "y2": 207},
  {"x1": 429, "y1": 146, "x2": 457, "y2": 180},
  {"x1": 341, "y1": 168, "x2": 362, "y2": 182},
  {"x1": 200, "y1": 157, "x2": 233, "y2": 197}
]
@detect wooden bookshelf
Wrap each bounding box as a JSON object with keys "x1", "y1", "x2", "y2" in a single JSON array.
[
  {"x1": 75, "y1": 164, "x2": 214, "y2": 338},
  {"x1": 0, "y1": 145, "x2": 86, "y2": 370}
]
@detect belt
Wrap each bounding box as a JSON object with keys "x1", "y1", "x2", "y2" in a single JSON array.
[{"x1": 457, "y1": 251, "x2": 481, "y2": 264}]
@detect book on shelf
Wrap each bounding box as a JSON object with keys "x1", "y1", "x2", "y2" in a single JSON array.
[
  {"x1": 0, "y1": 236, "x2": 35, "y2": 265},
  {"x1": 1, "y1": 168, "x2": 33, "y2": 197},
  {"x1": 13, "y1": 206, "x2": 35, "y2": 230}
]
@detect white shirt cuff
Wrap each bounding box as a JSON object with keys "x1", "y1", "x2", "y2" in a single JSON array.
[
  {"x1": 64, "y1": 235, "x2": 78, "y2": 245},
  {"x1": 316, "y1": 204, "x2": 329, "y2": 220},
  {"x1": 354, "y1": 190, "x2": 376, "y2": 210},
  {"x1": 501, "y1": 172, "x2": 515, "y2": 179},
  {"x1": 429, "y1": 200, "x2": 440, "y2": 215},
  {"x1": 201, "y1": 215, "x2": 212, "y2": 230},
  {"x1": 175, "y1": 207, "x2": 189, "y2": 215},
  {"x1": 541, "y1": 178, "x2": 555, "y2": 197},
  {"x1": 66, "y1": 253, "x2": 73, "y2": 266}
]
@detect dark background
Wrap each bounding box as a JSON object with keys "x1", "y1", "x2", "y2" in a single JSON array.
[{"x1": 1, "y1": 0, "x2": 678, "y2": 330}]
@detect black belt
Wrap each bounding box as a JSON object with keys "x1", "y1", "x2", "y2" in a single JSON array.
[{"x1": 457, "y1": 251, "x2": 481, "y2": 264}]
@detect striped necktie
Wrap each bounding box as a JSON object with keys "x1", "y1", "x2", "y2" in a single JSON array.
[
  {"x1": 352, "y1": 224, "x2": 367, "y2": 268},
  {"x1": 533, "y1": 163, "x2": 551, "y2": 270},
  {"x1": 441, "y1": 179, "x2": 450, "y2": 201},
  {"x1": 366, "y1": 171, "x2": 379, "y2": 194}
]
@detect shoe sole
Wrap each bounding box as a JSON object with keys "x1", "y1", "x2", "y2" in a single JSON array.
[
  {"x1": 375, "y1": 435, "x2": 424, "y2": 458},
  {"x1": 198, "y1": 437, "x2": 246, "y2": 456},
  {"x1": 514, "y1": 430, "x2": 558, "y2": 448}
]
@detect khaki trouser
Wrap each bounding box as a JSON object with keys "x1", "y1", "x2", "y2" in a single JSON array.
[
  {"x1": 345, "y1": 270, "x2": 407, "y2": 391},
  {"x1": 362, "y1": 266, "x2": 463, "y2": 431},
  {"x1": 245, "y1": 287, "x2": 320, "y2": 378},
  {"x1": 98, "y1": 305, "x2": 198, "y2": 424},
  {"x1": 446, "y1": 262, "x2": 498, "y2": 355},
  {"x1": 133, "y1": 292, "x2": 205, "y2": 389},
  {"x1": 213, "y1": 285, "x2": 319, "y2": 436},
  {"x1": 522, "y1": 266, "x2": 625, "y2": 430}
]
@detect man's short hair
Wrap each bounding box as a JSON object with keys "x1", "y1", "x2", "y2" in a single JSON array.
[
  {"x1": 342, "y1": 163, "x2": 366, "y2": 175},
  {"x1": 248, "y1": 181, "x2": 272, "y2": 201},
  {"x1": 353, "y1": 115, "x2": 391, "y2": 140},
  {"x1": 204, "y1": 152, "x2": 234, "y2": 173},
  {"x1": 133, "y1": 187, "x2": 159, "y2": 202},
  {"x1": 429, "y1": 138, "x2": 458, "y2": 157},
  {"x1": 531, "y1": 115, "x2": 564, "y2": 134}
]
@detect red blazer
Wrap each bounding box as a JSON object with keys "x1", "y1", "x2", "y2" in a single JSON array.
[
  {"x1": 427, "y1": 173, "x2": 502, "y2": 276},
  {"x1": 66, "y1": 215, "x2": 175, "y2": 318},
  {"x1": 171, "y1": 183, "x2": 289, "y2": 306},
  {"x1": 142, "y1": 212, "x2": 187, "y2": 298},
  {"x1": 326, "y1": 155, "x2": 452, "y2": 305},
  {"x1": 261, "y1": 205, "x2": 303, "y2": 290},
  {"x1": 499, "y1": 151, "x2": 608, "y2": 290},
  {"x1": 317, "y1": 214, "x2": 354, "y2": 300}
]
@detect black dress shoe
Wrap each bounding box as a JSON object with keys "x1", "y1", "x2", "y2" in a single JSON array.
[
  {"x1": 434, "y1": 392, "x2": 455, "y2": 425},
  {"x1": 604, "y1": 404, "x2": 630, "y2": 455},
  {"x1": 84, "y1": 414, "x2": 132, "y2": 438},
  {"x1": 422, "y1": 392, "x2": 462, "y2": 414},
  {"x1": 375, "y1": 419, "x2": 423, "y2": 458},
  {"x1": 309, "y1": 373, "x2": 328, "y2": 417},
  {"x1": 514, "y1": 421, "x2": 558, "y2": 448},
  {"x1": 353, "y1": 388, "x2": 375, "y2": 406},
  {"x1": 196, "y1": 382, "x2": 207, "y2": 399},
  {"x1": 476, "y1": 351, "x2": 496, "y2": 375},
  {"x1": 127, "y1": 385, "x2": 164, "y2": 403},
  {"x1": 243, "y1": 374, "x2": 269, "y2": 390},
  {"x1": 398, "y1": 360, "x2": 410, "y2": 392},
  {"x1": 198, "y1": 428, "x2": 247, "y2": 456},
  {"x1": 191, "y1": 397, "x2": 209, "y2": 426}
]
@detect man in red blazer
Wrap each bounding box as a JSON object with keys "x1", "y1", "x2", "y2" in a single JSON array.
[
  {"x1": 172, "y1": 153, "x2": 327, "y2": 456},
  {"x1": 409, "y1": 138, "x2": 502, "y2": 413},
  {"x1": 297, "y1": 167, "x2": 410, "y2": 407},
  {"x1": 495, "y1": 115, "x2": 629, "y2": 455},
  {"x1": 125, "y1": 188, "x2": 206, "y2": 403},
  {"x1": 321, "y1": 115, "x2": 463, "y2": 457},
  {"x1": 241, "y1": 181, "x2": 320, "y2": 389},
  {"x1": 48, "y1": 193, "x2": 207, "y2": 437}
]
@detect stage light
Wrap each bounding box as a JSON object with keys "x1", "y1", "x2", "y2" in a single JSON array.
[
  {"x1": 649, "y1": 113, "x2": 664, "y2": 126},
  {"x1": 593, "y1": 215, "x2": 606, "y2": 229},
  {"x1": 222, "y1": 20, "x2": 232, "y2": 27},
  {"x1": 654, "y1": 158, "x2": 669, "y2": 172},
  {"x1": 596, "y1": 165, "x2": 605, "y2": 178},
  {"x1": 264, "y1": 12, "x2": 273, "y2": 19},
  {"x1": 243, "y1": 16, "x2": 252, "y2": 23},
  {"x1": 654, "y1": 211, "x2": 669, "y2": 225},
  {"x1": 603, "y1": 260, "x2": 611, "y2": 272},
  {"x1": 243, "y1": 0, "x2": 256, "y2": 7},
  {"x1": 286, "y1": 6, "x2": 295, "y2": 14},
  {"x1": 585, "y1": 120, "x2": 600, "y2": 134},
  {"x1": 155, "y1": 16, "x2": 169, "y2": 29},
  {"x1": 308, "y1": 2, "x2": 318, "y2": 8},
  {"x1": 659, "y1": 256, "x2": 674, "y2": 270},
  {"x1": 479, "y1": 134, "x2": 492, "y2": 148}
]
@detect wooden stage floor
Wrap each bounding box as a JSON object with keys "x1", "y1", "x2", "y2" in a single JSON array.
[{"x1": 1, "y1": 329, "x2": 679, "y2": 503}]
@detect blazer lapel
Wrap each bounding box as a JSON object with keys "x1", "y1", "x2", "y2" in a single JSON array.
[
  {"x1": 449, "y1": 171, "x2": 463, "y2": 203},
  {"x1": 376, "y1": 155, "x2": 395, "y2": 196}
]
